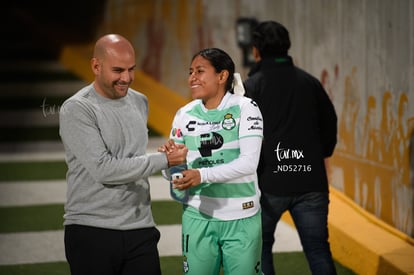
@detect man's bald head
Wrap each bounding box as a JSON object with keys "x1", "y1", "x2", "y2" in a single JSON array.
[{"x1": 93, "y1": 34, "x2": 135, "y2": 60}]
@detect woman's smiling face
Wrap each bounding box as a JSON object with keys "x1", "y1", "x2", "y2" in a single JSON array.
[{"x1": 188, "y1": 55, "x2": 227, "y2": 109}]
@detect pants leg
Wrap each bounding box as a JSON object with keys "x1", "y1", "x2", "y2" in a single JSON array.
[
  {"x1": 260, "y1": 193, "x2": 290, "y2": 275},
  {"x1": 64, "y1": 224, "x2": 123, "y2": 275},
  {"x1": 122, "y1": 227, "x2": 161, "y2": 275},
  {"x1": 290, "y1": 192, "x2": 337, "y2": 275},
  {"x1": 64, "y1": 225, "x2": 161, "y2": 275},
  {"x1": 181, "y1": 215, "x2": 222, "y2": 275},
  {"x1": 221, "y1": 212, "x2": 262, "y2": 275}
]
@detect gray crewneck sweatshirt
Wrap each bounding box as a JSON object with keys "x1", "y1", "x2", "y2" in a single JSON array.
[{"x1": 59, "y1": 83, "x2": 168, "y2": 230}]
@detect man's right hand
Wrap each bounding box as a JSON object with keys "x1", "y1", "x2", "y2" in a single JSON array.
[{"x1": 159, "y1": 139, "x2": 188, "y2": 167}]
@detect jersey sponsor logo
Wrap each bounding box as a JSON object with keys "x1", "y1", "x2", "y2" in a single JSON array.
[
  {"x1": 199, "y1": 121, "x2": 221, "y2": 132},
  {"x1": 198, "y1": 132, "x2": 223, "y2": 157},
  {"x1": 186, "y1": 120, "x2": 223, "y2": 132},
  {"x1": 247, "y1": 116, "x2": 262, "y2": 122},
  {"x1": 196, "y1": 158, "x2": 225, "y2": 167},
  {"x1": 186, "y1": 120, "x2": 196, "y2": 132},
  {"x1": 248, "y1": 125, "x2": 263, "y2": 131},
  {"x1": 247, "y1": 116, "x2": 263, "y2": 131},
  {"x1": 197, "y1": 121, "x2": 221, "y2": 126},
  {"x1": 171, "y1": 127, "x2": 182, "y2": 137},
  {"x1": 222, "y1": 113, "x2": 236, "y2": 130},
  {"x1": 242, "y1": 201, "x2": 254, "y2": 209}
]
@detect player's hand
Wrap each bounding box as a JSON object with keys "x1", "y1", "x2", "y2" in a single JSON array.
[
  {"x1": 160, "y1": 140, "x2": 187, "y2": 167},
  {"x1": 172, "y1": 169, "x2": 201, "y2": 190},
  {"x1": 158, "y1": 139, "x2": 176, "y2": 154}
]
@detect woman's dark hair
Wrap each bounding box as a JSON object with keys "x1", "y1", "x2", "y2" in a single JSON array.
[
  {"x1": 192, "y1": 48, "x2": 235, "y2": 93},
  {"x1": 252, "y1": 21, "x2": 291, "y2": 58}
]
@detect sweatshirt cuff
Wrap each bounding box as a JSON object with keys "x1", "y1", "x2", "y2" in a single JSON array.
[{"x1": 148, "y1": 152, "x2": 169, "y2": 172}]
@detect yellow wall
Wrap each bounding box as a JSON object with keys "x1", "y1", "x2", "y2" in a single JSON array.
[{"x1": 326, "y1": 66, "x2": 414, "y2": 237}]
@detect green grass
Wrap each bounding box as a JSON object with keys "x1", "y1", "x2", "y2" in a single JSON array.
[
  {"x1": 0, "y1": 161, "x2": 67, "y2": 181},
  {"x1": 0, "y1": 262, "x2": 70, "y2": 275},
  {"x1": 0, "y1": 204, "x2": 64, "y2": 233},
  {"x1": 0, "y1": 253, "x2": 356, "y2": 275},
  {"x1": 152, "y1": 201, "x2": 183, "y2": 224},
  {"x1": 0, "y1": 201, "x2": 183, "y2": 233}
]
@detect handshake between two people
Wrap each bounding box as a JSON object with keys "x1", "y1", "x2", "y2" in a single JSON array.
[{"x1": 158, "y1": 139, "x2": 201, "y2": 191}]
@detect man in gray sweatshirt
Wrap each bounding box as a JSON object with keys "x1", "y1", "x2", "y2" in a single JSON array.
[{"x1": 59, "y1": 34, "x2": 187, "y2": 275}]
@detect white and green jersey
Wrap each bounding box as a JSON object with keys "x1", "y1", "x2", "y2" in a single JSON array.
[{"x1": 170, "y1": 92, "x2": 263, "y2": 220}]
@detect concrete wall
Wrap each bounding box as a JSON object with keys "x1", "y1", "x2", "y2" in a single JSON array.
[{"x1": 88, "y1": 0, "x2": 413, "y2": 237}]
